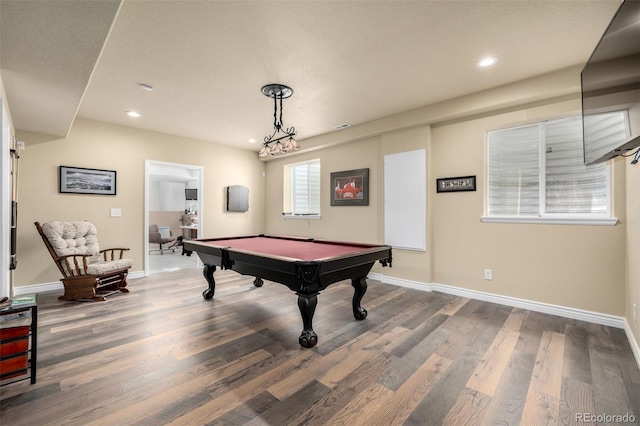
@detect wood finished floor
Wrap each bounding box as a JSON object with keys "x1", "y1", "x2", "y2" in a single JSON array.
[{"x1": 1, "y1": 268, "x2": 639, "y2": 425}]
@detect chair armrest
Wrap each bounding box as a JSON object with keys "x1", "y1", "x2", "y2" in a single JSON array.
[
  {"x1": 57, "y1": 254, "x2": 93, "y2": 277},
  {"x1": 100, "y1": 248, "x2": 130, "y2": 261}
]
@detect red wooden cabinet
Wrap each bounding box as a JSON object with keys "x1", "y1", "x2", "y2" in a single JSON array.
[{"x1": 0, "y1": 296, "x2": 37, "y2": 385}]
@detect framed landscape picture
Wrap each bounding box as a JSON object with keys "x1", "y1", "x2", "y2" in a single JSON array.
[
  {"x1": 59, "y1": 166, "x2": 117, "y2": 195},
  {"x1": 331, "y1": 168, "x2": 369, "y2": 206}
]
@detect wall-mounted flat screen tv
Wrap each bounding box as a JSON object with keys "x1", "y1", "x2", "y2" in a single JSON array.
[
  {"x1": 185, "y1": 188, "x2": 198, "y2": 200},
  {"x1": 582, "y1": 0, "x2": 640, "y2": 165},
  {"x1": 227, "y1": 185, "x2": 249, "y2": 212}
]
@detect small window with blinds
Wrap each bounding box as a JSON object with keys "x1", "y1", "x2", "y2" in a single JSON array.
[
  {"x1": 283, "y1": 159, "x2": 321, "y2": 217},
  {"x1": 485, "y1": 114, "x2": 622, "y2": 225}
]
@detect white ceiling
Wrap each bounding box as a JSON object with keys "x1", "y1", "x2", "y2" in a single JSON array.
[{"x1": 0, "y1": 0, "x2": 622, "y2": 154}]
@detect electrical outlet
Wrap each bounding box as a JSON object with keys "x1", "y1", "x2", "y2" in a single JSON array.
[
  {"x1": 110, "y1": 208, "x2": 122, "y2": 217},
  {"x1": 484, "y1": 269, "x2": 493, "y2": 280}
]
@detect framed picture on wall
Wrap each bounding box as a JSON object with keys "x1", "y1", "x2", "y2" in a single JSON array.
[
  {"x1": 331, "y1": 168, "x2": 369, "y2": 206},
  {"x1": 59, "y1": 166, "x2": 117, "y2": 195},
  {"x1": 436, "y1": 175, "x2": 476, "y2": 193}
]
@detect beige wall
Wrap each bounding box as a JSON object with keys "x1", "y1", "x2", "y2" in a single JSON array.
[
  {"x1": 431, "y1": 102, "x2": 626, "y2": 314},
  {"x1": 264, "y1": 128, "x2": 433, "y2": 282},
  {"x1": 149, "y1": 211, "x2": 182, "y2": 240},
  {"x1": 265, "y1": 136, "x2": 382, "y2": 243},
  {"x1": 263, "y1": 74, "x2": 628, "y2": 320},
  {"x1": 15, "y1": 118, "x2": 265, "y2": 287},
  {"x1": 626, "y1": 158, "x2": 640, "y2": 346}
]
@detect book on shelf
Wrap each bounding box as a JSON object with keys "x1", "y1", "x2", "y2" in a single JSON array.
[
  {"x1": 0, "y1": 310, "x2": 32, "y2": 322},
  {"x1": 10, "y1": 295, "x2": 36, "y2": 306}
]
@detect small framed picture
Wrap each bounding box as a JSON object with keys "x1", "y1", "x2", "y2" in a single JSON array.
[
  {"x1": 436, "y1": 175, "x2": 476, "y2": 193},
  {"x1": 59, "y1": 166, "x2": 117, "y2": 195},
  {"x1": 331, "y1": 168, "x2": 369, "y2": 206}
]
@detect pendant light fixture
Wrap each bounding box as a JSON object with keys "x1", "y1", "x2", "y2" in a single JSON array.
[{"x1": 258, "y1": 84, "x2": 299, "y2": 157}]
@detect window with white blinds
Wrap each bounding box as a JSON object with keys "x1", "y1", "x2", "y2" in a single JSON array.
[
  {"x1": 289, "y1": 159, "x2": 321, "y2": 215},
  {"x1": 584, "y1": 111, "x2": 631, "y2": 164},
  {"x1": 486, "y1": 114, "x2": 621, "y2": 222}
]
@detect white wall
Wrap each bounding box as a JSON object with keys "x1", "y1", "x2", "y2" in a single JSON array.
[
  {"x1": 0, "y1": 77, "x2": 14, "y2": 297},
  {"x1": 150, "y1": 180, "x2": 187, "y2": 212}
]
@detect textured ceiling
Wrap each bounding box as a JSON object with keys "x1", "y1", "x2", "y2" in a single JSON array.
[{"x1": 0, "y1": 0, "x2": 622, "y2": 153}]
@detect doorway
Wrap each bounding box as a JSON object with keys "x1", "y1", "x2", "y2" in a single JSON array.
[{"x1": 144, "y1": 160, "x2": 203, "y2": 276}]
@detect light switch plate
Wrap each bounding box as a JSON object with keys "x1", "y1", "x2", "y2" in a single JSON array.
[
  {"x1": 110, "y1": 208, "x2": 122, "y2": 217},
  {"x1": 484, "y1": 269, "x2": 493, "y2": 280}
]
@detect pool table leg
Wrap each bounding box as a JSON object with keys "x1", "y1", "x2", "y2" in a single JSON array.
[
  {"x1": 351, "y1": 277, "x2": 368, "y2": 320},
  {"x1": 297, "y1": 293, "x2": 318, "y2": 348},
  {"x1": 202, "y1": 264, "x2": 217, "y2": 299}
]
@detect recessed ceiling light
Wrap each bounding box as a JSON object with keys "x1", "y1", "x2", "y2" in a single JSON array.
[
  {"x1": 248, "y1": 138, "x2": 257, "y2": 144},
  {"x1": 335, "y1": 123, "x2": 351, "y2": 130},
  {"x1": 126, "y1": 110, "x2": 142, "y2": 118},
  {"x1": 476, "y1": 57, "x2": 498, "y2": 68},
  {"x1": 139, "y1": 83, "x2": 153, "y2": 91}
]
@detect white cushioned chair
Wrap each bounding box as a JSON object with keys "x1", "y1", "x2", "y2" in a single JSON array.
[{"x1": 35, "y1": 221, "x2": 134, "y2": 301}]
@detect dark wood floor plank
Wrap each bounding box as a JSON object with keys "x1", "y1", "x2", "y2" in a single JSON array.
[
  {"x1": 378, "y1": 324, "x2": 452, "y2": 391},
  {"x1": 481, "y1": 348, "x2": 536, "y2": 426},
  {"x1": 61, "y1": 349, "x2": 270, "y2": 425},
  {"x1": 390, "y1": 313, "x2": 450, "y2": 358},
  {"x1": 247, "y1": 380, "x2": 331, "y2": 425},
  {"x1": 563, "y1": 321, "x2": 593, "y2": 385},
  {"x1": 466, "y1": 328, "x2": 520, "y2": 396},
  {"x1": 403, "y1": 304, "x2": 510, "y2": 426},
  {"x1": 609, "y1": 326, "x2": 640, "y2": 384},
  {"x1": 558, "y1": 376, "x2": 595, "y2": 426},
  {"x1": 362, "y1": 353, "x2": 453, "y2": 425},
  {"x1": 317, "y1": 327, "x2": 409, "y2": 390},
  {"x1": 516, "y1": 310, "x2": 546, "y2": 355},
  {"x1": 208, "y1": 390, "x2": 280, "y2": 426},
  {"x1": 437, "y1": 296, "x2": 470, "y2": 317},
  {"x1": 267, "y1": 329, "x2": 381, "y2": 400},
  {"x1": 1, "y1": 268, "x2": 639, "y2": 425},
  {"x1": 399, "y1": 292, "x2": 453, "y2": 330},
  {"x1": 166, "y1": 351, "x2": 319, "y2": 424},
  {"x1": 284, "y1": 351, "x2": 397, "y2": 425},
  {"x1": 589, "y1": 331, "x2": 636, "y2": 418}
]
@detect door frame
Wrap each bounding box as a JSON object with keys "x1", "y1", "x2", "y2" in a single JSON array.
[{"x1": 144, "y1": 160, "x2": 203, "y2": 276}]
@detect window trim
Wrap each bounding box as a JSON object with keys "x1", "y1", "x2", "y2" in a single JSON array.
[
  {"x1": 282, "y1": 213, "x2": 322, "y2": 219},
  {"x1": 283, "y1": 158, "x2": 321, "y2": 218},
  {"x1": 480, "y1": 215, "x2": 618, "y2": 226},
  {"x1": 485, "y1": 115, "x2": 617, "y2": 225}
]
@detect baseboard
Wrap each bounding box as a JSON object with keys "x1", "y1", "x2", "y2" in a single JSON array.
[
  {"x1": 431, "y1": 281, "x2": 626, "y2": 329},
  {"x1": 368, "y1": 273, "x2": 432, "y2": 292},
  {"x1": 368, "y1": 273, "x2": 625, "y2": 329},
  {"x1": 12, "y1": 269, "x2": 146, "y2": 296},
  {"x1": 13, "y1": 281, "x2": 63, "y2": 296},
  {"x1": 128, "y1": 270, "x2": 145, "y2": 280},
  {"x1": 625, "y1": 320, "x2": 640, "y2": 369}
]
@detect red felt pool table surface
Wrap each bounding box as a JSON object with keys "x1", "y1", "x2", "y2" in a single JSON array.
[{"x1": 198, "y1": 236, "x2": 377, "y2": 261}]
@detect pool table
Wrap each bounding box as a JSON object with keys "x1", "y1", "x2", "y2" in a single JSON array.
[{"x1": 183, "y1": 235, "x2": 392, "y2": 348}]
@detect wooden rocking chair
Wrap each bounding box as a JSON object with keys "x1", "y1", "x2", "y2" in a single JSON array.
[{"x1": 35, "y1": 221, "x2": 134, "y2": 302}]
